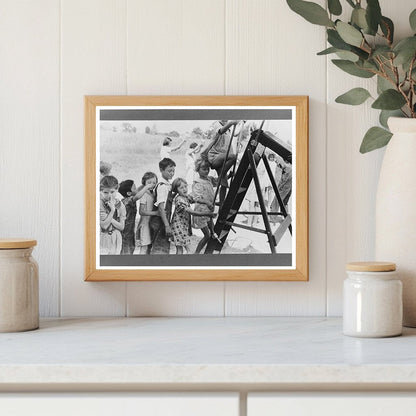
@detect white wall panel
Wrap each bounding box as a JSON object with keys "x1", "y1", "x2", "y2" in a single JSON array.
[
  {"x1": 326, "y1": 0, "x2": 415, "y2": 316},
  {"x1": 0, "y1": 0, "x2": 60, "y2": 317},
  {"x1": 125, "y1": 0, "x2": 226, "y2": 316},
  {"x1": 224, "y1": 0, "x2": 327, "y2": 315},
  {"x1": 61, "y1": 0, "x2": 128, "y2": 316},
  {"x1": 127, "y1": 282, "x2": 225, "y2": 316},
  {"x1": 126, "y1": 0, "x2": 225, "y2": 95}
]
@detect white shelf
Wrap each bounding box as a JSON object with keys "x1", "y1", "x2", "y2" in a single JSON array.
[{"x1": 0, "y1": 317, "x2": 415, "y2": 389}]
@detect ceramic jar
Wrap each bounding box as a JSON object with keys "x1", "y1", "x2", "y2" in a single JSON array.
[
  {"x1": 0, "y1": 239, "x2": 39, "y2": 332},
  {"x1": 343, "y1": 262, "x2": 402, "y2": 338}
]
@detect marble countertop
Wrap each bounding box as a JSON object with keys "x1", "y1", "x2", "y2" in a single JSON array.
[{"x1": 1, "y1": 317, "x2": 416, "y2": 389}]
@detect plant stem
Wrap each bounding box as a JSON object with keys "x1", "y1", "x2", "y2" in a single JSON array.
[{"x1": 408, "y1": 57, "x2": 416, "y2": 117}]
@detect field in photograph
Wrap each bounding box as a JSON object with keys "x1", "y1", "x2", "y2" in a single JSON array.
[{"x1": 100, "y1": 125, "x2": 204, "y2": 185}]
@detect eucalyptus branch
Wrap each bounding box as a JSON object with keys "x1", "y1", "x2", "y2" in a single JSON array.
[
  {"x1": 408, "y1": 56, "x2": 416, "y2": 117},
  {"x1": 390, "y1": 59, "x2": 400, "y2": 85},
  {"x1": 286, "y1": 0, "x2": 416, "y2": 152},
  {"x1": 397, "y1": 82, "x2": 413, "y2": 117}
]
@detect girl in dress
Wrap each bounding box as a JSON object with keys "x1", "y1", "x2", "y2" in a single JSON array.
[
  {"x1": 136, "y1": 172, "x2": 159, "y2": 254},
  {"x1": 192, "y1": 159, "x2": 217, "y2": 254},
  {"x1": 170, "y1": 177, "x2": 216, "y2": 255},
  {"x1": 100, "y1": 175, "x2": 126, "y2": 255}
]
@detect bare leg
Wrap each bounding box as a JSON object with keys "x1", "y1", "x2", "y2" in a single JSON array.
[
  {"x1": 176, "y1": 246, "x2": 184, "y2": 255},
  {"x1": 195, "y1": 227, "x2": 211, "y2": 254},
  {"x1": 219, "y1": 186, "x2": 227, "y2": 207},
  {"x1": 140, "y1": 245, "x2": 149, "y2": 255}
]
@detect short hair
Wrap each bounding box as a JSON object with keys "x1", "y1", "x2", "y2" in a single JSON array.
[
  {"x1": 141, "y1": 171, "x2": 158, "y2": 186},
  {"x1": 162, "y1": 137, "x2": 172, "y2": 146},
  {"x1": 195, "y1": 158, "x2": 210, "y2": 172},
  {"x1": 118, "y1": 179, "x2": 134, "y2": 197},
  {"x1": 189, "y1": 142, "x2": 198, "y2": 149},
  {"x1": 171, "y1": 177, "x2": 187, "y2": 195},
  {"x1": 100, "y1": 161, "x2": 112, "y2": 175},
  {"x1": 100, "y1": 175, "x2": 118, "y2": 190},
  {"x1": 159, "y1": 157, "x2": 176, "y2": 171}
]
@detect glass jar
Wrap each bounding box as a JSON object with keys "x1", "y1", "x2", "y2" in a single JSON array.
[
  {"x1": 0, "y1": 239, "x2": 39, "y2": 332},
  {"x1": 343, "y1": 262, "x2": 402, "y2": 338}
]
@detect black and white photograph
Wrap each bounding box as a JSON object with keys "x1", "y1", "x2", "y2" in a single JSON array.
[{"x1": 96, "y1": 106, "x2": 295, "y2": 269}]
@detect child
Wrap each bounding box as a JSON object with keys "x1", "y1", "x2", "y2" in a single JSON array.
[
  {"x1": 100, "y1": 161, "x2": 112, "y2": 179},
  {"x1": 170, "y1": 178, "x2": 216, "y2": 254},
  {"x1": 160, "y1": 136, "x2": 186, "y2": 160},
  {"x1": 136, "y1": 172, "x2": 159, "y2": 254},
  {"x1": 150, "y1": 158, "x2": 176, "y2": 254},
  {"x1": 100, "y1": 175, "x2": 126, "y2": 255},
  {"x1": 118, "y1": 179, "x2": 155, "y2": 255},
  {"x1": 185, "y1": 142, "x2": 202, "y2": 185},
  {"x1": 202, "y1": 120, "x2": 240, "y2": 206},
  {"x1": 192, "y1": 159, "x2": 217, "y2": 254}
]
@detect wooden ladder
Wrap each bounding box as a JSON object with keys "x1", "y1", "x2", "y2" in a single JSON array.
[{"x1": 205, "y1": 129, "x2": 292, "y2": 254}]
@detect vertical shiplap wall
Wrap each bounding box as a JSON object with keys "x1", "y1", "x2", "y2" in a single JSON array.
[
  {"x1": 1, "y1": 0, "x2": 413, "y2": 317},
  {"x1": 61, "y1": 0, "x2": 127, "y2": 316},
  {"x1": 0, "y1": 0, "x2": 60, "y2": 316}
]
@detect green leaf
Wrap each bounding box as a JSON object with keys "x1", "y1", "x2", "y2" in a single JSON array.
[
  {"x1": 372, "y1": 45, "x2": 391, "y2": 58},
  {"x1": 366, "y1": 0, "x2": 382, "y2": 35},
  {"x1": 317, "y1": 46, "x2": 359, "y2": 61},
  {"x1": 410, "y1": 9, "x2": 416, "y2": 32},
  {"x1": 332, "y1": 59, "x2": 375, "y2": 78},
  {"x1": 328, "y1": 0, "x2": 342, "y2": 16},
  {"x1": 377, "y1": 76, "x2": 392, "y2": 94},
  {"x1": 360, "y1": 127, "x2": 392, "y2": 153},
  {"x1": 335, "y1": 50, "x2": 359, "y2": 62},
  {"x1": 335, "y1": 87, "x2": 371, "y2": 105},
  {"x1": 362, "y1": 59, "x2": 379, "y2": 72},
  {"x1": 336, "y1": 21, "x2": 363, "y2": 47},
  {"x1": 351, "y1": 7, "x2": 369, "y2": 32},
  {"x1": 287, "y1": 0, "x2": 334, "y2": 26},
  {"x1": 327, "y1": 28, "x2": 350, "y2": 49},
  {"x1": 327, "y1": 29, "x2": 368, "y2": 59},
  {"x1": 372, "y1": 89, "x2": 407, "y2": 110},
  {"x1": 380, "y1": 16, "x2": 394, "y2": 43},
  {"x1": 317, "y1": 46, "x2": 338, "y2": 55},
  {"x1": 393, "y1": 36, "x2": 416, "y2": 68},
  {"x1": 379, "y1": 110, "x2": 402, "y2": 129}
]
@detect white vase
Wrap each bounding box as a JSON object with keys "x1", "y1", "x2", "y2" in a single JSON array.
[{"x1": 375, "y1": 117, "x2": 416, "y2": 327}]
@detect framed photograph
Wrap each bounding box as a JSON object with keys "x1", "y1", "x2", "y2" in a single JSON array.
[{"x1": 85, "y1": 96, "x2": 308, "y2": 281}]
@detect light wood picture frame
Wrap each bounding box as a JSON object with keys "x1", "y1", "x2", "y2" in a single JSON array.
[{"x1": 85, "y1": 96, "x2": 308, "y2": 281}]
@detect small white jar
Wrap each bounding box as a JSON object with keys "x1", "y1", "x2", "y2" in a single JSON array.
[
  {"x1": 0, "y1": 239, "x2": 39, "y2": 332},
  {"x1": 343, "y1": 262, "x2": 402, "y2": 338}
]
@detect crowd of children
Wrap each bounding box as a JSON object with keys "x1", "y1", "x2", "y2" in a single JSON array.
[
  {"x1": 99, "y1": 119, "x2": 292, "y2": 256},
  {"x1": 99, "y1": 153, "x2": 217, "y2": 256}
]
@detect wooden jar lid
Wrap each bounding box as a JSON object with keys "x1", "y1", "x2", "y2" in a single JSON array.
[
  {"x1": 346, "y1": 261, "x2": 396, "y2": 272},
  {"x1": 0, "y1": 239, "x2": 37, "y2": 249}
]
